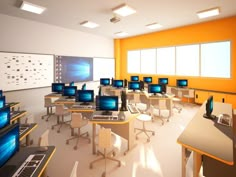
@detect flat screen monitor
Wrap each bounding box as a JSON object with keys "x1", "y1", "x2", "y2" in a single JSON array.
[
  {"x1": 128, "y1": 81, "x2": 140, "y2": 92},
  {"x1": 100, "y1": 78, "x2": 110, "y2": 86},
  {"x1": 76, "y1": 90, "x2": 94, "y2": 105},
  {"x1": 51, "y1": 83, "x2": 65, "y2": 93},
  {"x1": 143, "y1": 77, "x2": 152, "y2": 84},
  {"x1": 0, "y1": 90, "x2": 3, "y2": 97},
  {"x1": 0, "y1": 106, "x2": 10, "y2": 129},
  {"x1": 113, "y1": 80, "x2": 123, "y2": 88},
  {"x1": 0, "y1": 96, "x2": 6, "y2": 109},
  {"x1": 0, "y1": 123, "x2": 19, "y2": 168},
  {"x1": 176, "y1": 79, "x2": 188, "y2": 88},
  {"x1": 62, "y1": 86, "x2": 77, "y2": 98},
  {"x1": 203, "y1": 96, "x2": 216, "y2": 119},
  {"x1": 131, "y1": 76, "x2": 139, "y2": 81},
  {"x1": 81, "y1": 83, "x2": 86, "y2": 90},
  {"x1": 148, "y1": 84, "x2": 162, "y2": 95},
  {"x1": 158, "y1": 78, "x2": 168, "y2": 85},
  {"x1": 69, "y1": 81, "x2": 75, "y2": 86},
  {"x1": 96, "y1": 96, "x2": 118, "y2": 115}
]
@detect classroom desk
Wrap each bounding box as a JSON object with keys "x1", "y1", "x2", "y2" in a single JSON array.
[
  {"x1": 177, "y1": 102, "x2": 233, "y2": 177},
  {"x1": 20, "y1": 123, "x2": 38, "y2": 146},
  {"x1": 0, "y1": 146, "x2": 56, "y2": 177},
  {"x1": 6, "y1": 102, "x2": 20, "y2": 111},
  {"x1": 54, "y1": 97, "x2": 75, "y2": 105},
  {"x1": 10, "y1": 110, "x2": 27, "y2": 123},
  {"x1": 44, "y1": 93, "x2": 62, "y2": 98},
  {"x1": 90, "y1": 110, "x2": 139, "y2": 155}
]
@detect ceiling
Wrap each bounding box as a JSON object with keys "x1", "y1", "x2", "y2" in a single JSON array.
[{"x1": 0, "y1": 0, "x2": 235, "y2": 39}]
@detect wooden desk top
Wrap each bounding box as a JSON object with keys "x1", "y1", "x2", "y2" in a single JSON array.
[
  {"x1": 45, "y1": 93, "x2": 62, "y2": 98},
  {"x1": 0, "y1": 146, "x2": 56, "y2": 177},
  {"x1": 177, "y1": 102, "x2": 233, "y2": 165},
  {"x1": 6, "y1": 102, "x2": 20, "y2": 108},
  {"x1": 10, "y1": 110, "x2": 27, "y2": 123},
  {"x1": 54, "y1": 97, "x2": 75, "y2": 104},
  {"x1": 19, "y1": 123, "x2": 38, "y2": 142}
]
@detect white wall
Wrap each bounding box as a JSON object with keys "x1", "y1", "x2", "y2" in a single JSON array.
[{"x1": 0, "y1": 14, "x2": 113, "y2": 118}]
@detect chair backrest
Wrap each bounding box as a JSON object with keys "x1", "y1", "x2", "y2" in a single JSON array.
[
  {"x1": 38, "y1": 129, "x2": 49, "y2": 146},
  {"x1": 188, "y1": 89, "x2": 195, "y2": 97},
  {"x1": 71, "y1": 113, "x2": 88, "y2": 128},
  {"x1": 25, "y1": 113, "x2": 34, "y2": 124},
  {"x1": 70, "y1": 161, "x2": 78, "y2": 177},
  {"x1": 44, "y1": 97, "x2": 54, "y2": 107},
  {"x1": 98, "y1": 128, "x2": 112, "y2": 149},
  {"x1": 55, "y1": 104, "x2": 67, "y2": 115}
]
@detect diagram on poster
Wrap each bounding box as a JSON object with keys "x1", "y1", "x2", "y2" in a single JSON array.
[{"x1": 0, "y1": 52, "x2": 54, "y2": 91}]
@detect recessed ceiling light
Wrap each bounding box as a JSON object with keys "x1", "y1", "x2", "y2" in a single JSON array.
[
  {"x1": 197, "y1": 7, "x2": 220, "y2": 19},
  {"x1": 146, "y1": 23, "x2": 162, "y2": 29},
  {"x1": 20, "y1": 1, "x2": 46, "y2": 14},
  {"x1": 115, "y1": 31, "x2": 128, "y2": 37},
  {"x1": 80, "y1": 21, "x2": 99, "y2": 28},
  {"x1": 112, "y1": 4, "x2": 136, "y2": 17}
]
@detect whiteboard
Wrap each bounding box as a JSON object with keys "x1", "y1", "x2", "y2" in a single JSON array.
[
  {"x1": 0, "y1": 52, "x2": 54, "y2": 91},
  {"x1": 93, "y1": 58, "x2": 115, "y2": 81}
]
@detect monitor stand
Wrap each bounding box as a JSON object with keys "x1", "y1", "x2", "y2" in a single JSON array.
[
  {"x1": 101, "y1": 111, "x2": 112, "y2": 115},
  {"x1": 80, "y1": 102, "x2": 90, "y2": 105},
  {"x1": 203, "y1": 113, "x2": 217, "y2": 120}
]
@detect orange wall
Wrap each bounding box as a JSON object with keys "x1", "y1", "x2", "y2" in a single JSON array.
[{"x1": 114, "y1": 16, "x2": 236, "y2": 93}]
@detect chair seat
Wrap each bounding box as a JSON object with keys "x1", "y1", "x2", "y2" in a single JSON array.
[{"x1": 137, "y1": 114, "x2": 152, "y2": 122}]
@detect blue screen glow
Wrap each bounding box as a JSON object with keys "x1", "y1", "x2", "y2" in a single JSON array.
[
  {"x1": 0, "y1": 96, "x2": 6, "y2": 109},
  {"x1": 177, "y1": 80, "x2": 188, "y2": 87},
  {"x1": 131, "y1": 76, "x2": 139, "y2": 81},
  {"x1": 143, "y1": 77, "x2": 152, "y2": 83},
  {"x1": 76, "y1": 90, "x2": 94, "y2": 103},
  {"x1": 96, "y1": 96, "x2": 118, "y2": 111},
  {"x1": 148, "y1": 84, "x2": 162, "y2": 94},
  {"x1": 158, "y1": 78, "x2": 168, "y2": 85},
  {"x1": 0, "y1": 106, "x2": 10, "y2": 129},
  {"x1": 100, "y1": 78, "x2": 110, "y2": 86},
  {"x1": 128, "y1": 82, "x2": 140, "y2": 91},
  {"x1": 113, "y1": 80, "x2": 123, "y2": 88},
  {"x1": 63, "y1": 86, "x2": 77, "y2": 97},
  {"x1": 51, "y1": 83, "x2": 65, "y2": 93}
]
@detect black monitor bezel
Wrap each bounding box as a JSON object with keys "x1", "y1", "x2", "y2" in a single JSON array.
[
  {"x1": 51, "y1": 83, "x2": 65, "y2": 93},
  {"x1": 62, "y1": 86, "x2": 77, "y2": 97},
  {"x1": 75, "y1": 90, "x2": 94, "y2": 103},
  {"x1": 100, "y1": 78, "x2": 110, "y2": 86},
  {"x1": 143, "y1": 77, "x2": 152, "y2": 84},
  {"x1": 130, "y1": 76, "x2": 139, "y2": 82},
  {"x1": 148, "y1": 84, "x2": 163, "y2": 94},
  {"x1": 158, "y1": 78, "x2": 168, "y2": 85}
]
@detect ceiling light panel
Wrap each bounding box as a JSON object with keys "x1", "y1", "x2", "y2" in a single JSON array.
[
  {"x1": 197, "y1": 7, "x2": 220, "y2": 19},
  {"x1": 146, "y1": 23, "x2": 162, "y2": 29},
  {"x1": 112, "y1": 4, "x2": 136, "y2": 17},
  {"x1": 115, "y1": 31, "x2": 128, "y2": 37},
  {"x1": 20, "y1": 1, "x2": 46, "y2": 14},
  {"x1": 80, "y1": 21, "x2": 99, "y2": 28}
]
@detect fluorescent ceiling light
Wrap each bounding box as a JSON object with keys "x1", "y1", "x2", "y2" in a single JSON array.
[
  {"x1": 115, "y1": 31, "x2": 128, "y2": 37},
  {"x1": 146, "y1": 23, "x2": 162, "y2": 29},
  {"x1": 80, "y1": 21, "x2": 99, "y2": 28},
  {"x1": 20, "y1": 1, "x2": 46, "y2": 14},
  {"x1": 197, "y1": 7, "x2": 220, "y2": 19},
  {"x1": 112, "y1": 4, "x2": 136, "y2": 17}
]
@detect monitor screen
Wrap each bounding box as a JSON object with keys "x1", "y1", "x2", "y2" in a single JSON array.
[
  {"x1": 63, "y1": 86, "x2": 77, "y2": 97},
  {"x1": 158, "y1": 78, "x2": 168, "y2": 85},
  {"x1": 203, "y1": 96, "x2": 215, "y2": 119},
  {"x1": 100, "y1": 78, "x2": 110, "y2": 86},
  {"x1": 0, "y1": 123, "x2": 19, "y2": 168},
  {"x1": 0, "y1": 90, "x2": 3, "y2": 98},
  {"x1": 143, "y1": 77, "x2": 152, "y2": 84},
  {"x1": 131, "y1": 76, "x2": 139, "y2": 81},
  {"x1": 76, "y1": 90, "x2": 94, "y2": 104},
  {"x1": 81, "y1": 83, "x2": 86, "y2": 90},
  {"x1": 96, "y1": 96, "x2": 118, "y2": 114},
  {"x1": 113, "y1": 80, "x2": 123, "y2": 88},
  {"x1": 128, "y1": 81, "x2": 140, "y2": 91},
  {"x1": 0, "y1": 96, "x2": 6, "y2": 109},
  {"x1": 176, "y1": 79, "x2": 188, "y2": 87},
  {"x1": 148, "y1": 84, "x2": 162, "y2": 95},
  {"x1": 0, "y1": 106, "x2": 10, "y2": 129},
  {"x1": 69, "y1": 81, "x2": 75, "y2": 86},
  {"x1": 51, "y1": 83, "x2": 65, "y2": 93}
]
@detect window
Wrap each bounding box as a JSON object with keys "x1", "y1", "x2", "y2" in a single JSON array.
[
  {"x1": 127, "y1": 50, "x2": 140, "y2": 73},
  {"x1": 140, "y1": 49, "x2": 156, "y2": 74},
  {"x1": 201, "y1": 41, "x2": 230, "y2": 78},
  {"x1": 156, "y1": 47, "x2": 175, "y2": 75}
]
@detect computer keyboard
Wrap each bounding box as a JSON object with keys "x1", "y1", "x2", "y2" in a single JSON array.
[
  {"x1": 12, "y1": 154, "x2": 45, "y2": 177},
  {"x1": 19, "y1": 126, "x2": 29, "y2": 136},
  {"x1": 92, "y1": 115, "x2": 119, "y2": 121},
  {"x1": 127, "y1": 104, "x2": 139, "y2": 114}
]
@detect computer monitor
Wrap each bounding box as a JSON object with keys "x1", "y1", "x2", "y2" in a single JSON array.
[
  {"x1": 176, "y1": 79, "x2": 188, "y2": 88},
  {"x1": 148, "y1": 84, "x2": 162, "y2": 95},
  {"x1": 143, "y1": 77, "x2": 152, "y2": 84},
  {"x1": 0, "y1": 90, "x2": 3, "y2": 97},
  {"x1": 81, "y1": 83, "x2": 86, "y2": 90},
  {"x1": 51, "y1": 83, "x2": 65, "y2": 93},
  {"x1": 62, "y1": 86, "x2": 77, "y2": 98},
  {"x1": 0, "y1": 96, "x2": 6, "y2": 109},
  {"x1": 128, "y1": 81, "x2": 140, "y2": 92},
  {"x1": 0, "y1": 106, "x2": 10, "y2": 129},
  {"x1": 140, "y1": 81, "x2": 144, "y2": 91},
  {"x1": 76, "y1": 90, "x2": 94, "y2": 105},
  {"x1": 130, "y1": 76, "x2": 139, "y2": 81},
  {"x1": 0, "y1": 123, "x2": 19, "y2": 168},
  {"x1": 96, "y1": 96, "x2": 118, "y2": 115},
  {"x1": 100, "y1": 78, "x2": 110, "y2": 86},
  {"x1": 69, "y1": 81, "x2": 75, "y2": 86},
  {"x1": 158, "y1": 78, "x2": 168, "y2": 85},
  {"x1": 113, "y1": 80, "x2": 123, "y2": 88},
  {"x1": 203, "y1": 96, "x2": 216, "y2": 119}
]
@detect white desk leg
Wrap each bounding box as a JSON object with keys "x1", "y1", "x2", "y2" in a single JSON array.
[
  {"x1": 182, "y1": 146, "x2": 187, "y2": 177},
  {"x1": 193, "y1": 151, "x2": 202, "y2": 177}
]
